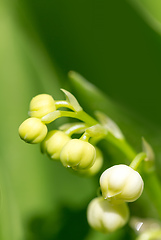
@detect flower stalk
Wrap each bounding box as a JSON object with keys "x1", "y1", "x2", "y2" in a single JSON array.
[{"x1": 130, "y1": 152, "x2": 147, "y2": 170}]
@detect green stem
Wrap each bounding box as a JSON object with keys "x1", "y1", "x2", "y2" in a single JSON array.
[
  {"x1": 143, "y1": 171, "x2": 161, "y2": 220},
  {"x1": 42, "y1": 109, "x2": 98, "y2": 125},
  {"x1": 45, "y1": 109, "x2": 136, "y2": 160},
  {"x1": 55, "y1": 100, "x2": 75, "y2": 111},
  {"x1": 105, "y1": 134, "x2": 136, "y2": 160},
  {"x1": 77, "y1": 110, "x2": 98, "y2": 126},
  {"x1": 61, "y1": 110, "x2": 136, "y2": 160},
  {"x1": 79, "y1": 132, "x2": 90, "y2": 142},
  {"x1": 78, "y1": 111, "x2": 136, "y2": 160},
  {"x1": 64, "y1": 123, "x2": 88, "y2": 136},
  {"x1": 129, "y1": 152, "x2": 147, "y2": 170}
]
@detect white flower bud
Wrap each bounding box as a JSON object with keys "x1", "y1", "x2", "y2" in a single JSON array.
[
  {"x1": 19, "y1": 118, "x2": 47, "y2": 143},
  {"x1": 136, "y1": 229, "x2": 161, "y2": 240},
  {"x1": 60, "y1": 139, "x2": 96, "y2": 170},
  {"x1": 78, "y1": 147, "x2": 103, "y2": 176},
  {"x1": 100, "y1": 164, "x2": 144, "y2": 202},
  {"x1": 41, "y1": 130, "x2": 71, "y2": 160},
  {"x1": 87, "y1": 197, "x2": 129, "y2": 233},
  {"x1": 29, "y1": 94, "x2": 56, "y2": 118}
]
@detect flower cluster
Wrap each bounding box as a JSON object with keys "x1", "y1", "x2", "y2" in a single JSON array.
[
  {"x1": 19, "y1": 90, "x2": 104, "y2": 174},
  {"x1": 87, "y1": 164, "x2": 144, "y2": 233},
  {"x1": 18, "y1": 89, "x2": 148, "y2": 234}
]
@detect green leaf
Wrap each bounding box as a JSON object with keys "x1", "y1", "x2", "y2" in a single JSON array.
[
  {"x1": 68, "y1": 71, "x2": 161, "y2": 161},
  {"x1": 128, "y1": 0, "x2": 161, "y2": 35},
  {"x1": 0, "y1": 0, "x2": 62, "y2": 239}
]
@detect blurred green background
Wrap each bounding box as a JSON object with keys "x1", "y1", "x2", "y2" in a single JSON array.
[{"x1": 1, "y1": 0, "x2": 161, "y2": 239}]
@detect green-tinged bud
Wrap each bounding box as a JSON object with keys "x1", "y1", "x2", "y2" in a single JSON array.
[
  {"x1": 100, "y1": 164, "x2": 144, "y2": 203},
  {"x1": 136, "y1": 229, "x2": 161, "y2": 240},
  {"x1": 29, "y1": 94, "x2": 56, "y2": 118},
  {"x1": 130, "y1": 217, "x2": 161, "y2": 235},
  {"x1": 19, "y1": 118, "x2": 47, "y2": 144},
  {"x1": 60, "y1": 139, "x2": 96, "y2": 170},
  {"x1": 87, "y1": 197, "x2": 129, "y2": 233},
  {"x1": 78, "y1": 147, "x2": 103, "y2": 176},
  {"x1": 41, "y1": 130, "x2": 71, "y2": 160}
]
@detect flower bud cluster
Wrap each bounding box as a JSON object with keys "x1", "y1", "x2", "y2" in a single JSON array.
[
  {"x1": 41, "y1": 130, "x2": 71, "y2": 160},
  {"x1": 18, "y1": 92, "x2": 103, "y2": 175},
  {"x1": 41, "y1": 133, "x2": 102, "y2": 172},
  {"x1": 87, "y1": 164, "x2": 144, "y2": 233},
  {"x1": 18, "y1": 89, "x2": 145, "y2": 236},
  {"x1": 19, "y1": 94, "x2": 56, "y2": 144}
]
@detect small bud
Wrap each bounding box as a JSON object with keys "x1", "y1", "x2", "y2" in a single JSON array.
[
  {"x1": 19, "y1": 118, "x2": 47, "y2": 144},
  {"x1": 60, "y1": 139, "x2": 96, "y2": 170},
  {"x1": 87, "y1": 197, "x2": 129, "y2": 233},
  {"x1": 130, "y1": 217, "x2": 161, "y2": 234},
  {"x1": 100, "y1": 164, "x2": 144, "y2": 202},
  {"x1": 136, "y1": 229, "x2": 161, "y2": 240},
  {"x1": 78, "y1": 147, "x2": 103, "y2": 176},
  {"x1": 29, "y1": 94, "x2": 56, "y2": 118},
  {"x1": 41, "y1": 130, "x2": 71, "y2": 160}
]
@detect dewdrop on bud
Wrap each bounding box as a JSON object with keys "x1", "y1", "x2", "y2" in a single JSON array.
[
  {"x1": 41, "y1": 130, "x2": 71, "y2": 160},
  {"x1": 60, "y1": 139, "x2": 96, "y2": 170},
  {"x1": 78, "y1": 147, "x2": 103, "y2": 176},
  {"x1": 87, "y1": 197, "x2": 129, "y2": 233},
  {"x1": 29, "y1": 94, "x2": 56, "y2": 118},
  {"x1": 19, "y1": 118, "x2": 47, "y2": 144},
  {"x1": 100, "y1": 164, "x2": 144, "y2": 202}
]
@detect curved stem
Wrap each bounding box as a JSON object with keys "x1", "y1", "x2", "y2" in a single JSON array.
[
  {"x1": 80, "y1": 132, "x2": 90, "y2": 142},
  {"x1": 90, "y1": 136, "x2": 104, "y2": 145},
  {"x1": 55, "y1": 100, "x2": 75, "y2": 111},
  {"x1": 77, "y1": 110, "x2": 98, "y2": 126},
  {"x1": 105, "y1": 134, "x2": 136, "y2": 160},
  {"x1": 42, "y1": 110, "x2": 98, "y2": 125},
  {"x1": 143, "y1": 171, "x2": 161, "y2": 220},
  {"x1": 64, "y1": 123, "x2": 88, "y2": 136},
  {"x1": 129, "y1": 152, "x2": 147, "y2": 170}
]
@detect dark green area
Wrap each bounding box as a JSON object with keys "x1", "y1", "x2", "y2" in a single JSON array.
[{"x1": 21, "y1": 0, "x2": 161, "y2": 125}]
